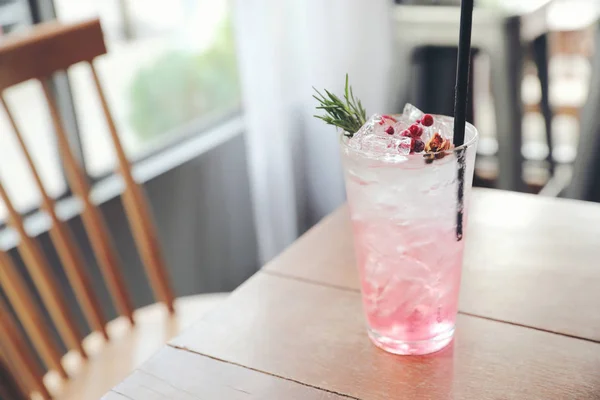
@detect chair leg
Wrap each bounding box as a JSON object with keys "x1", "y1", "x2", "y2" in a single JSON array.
[
  {"x1": 488, "y1": 20, "x2": 526, "y2": 192},
  {"x1": 566, "y1": 24, "x2": 600, "y2": 201},
  {"x1": 532, "y1": 33, "x2": 555, "y2": 175}
]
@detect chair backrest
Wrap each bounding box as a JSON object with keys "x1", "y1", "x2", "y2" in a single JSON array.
[
  {"x1": 0, "y1": 295, "x2": 51, "y2": 399},
  {"x1": 0, "y1": 18, "x2": 175, "y2": 398}
]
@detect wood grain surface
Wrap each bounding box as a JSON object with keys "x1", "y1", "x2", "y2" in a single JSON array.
[
  {"x1": 106, "y1": 189, "x2": 600, "y2": 399},
  {"x1": 171, "y1": 273, "x2": 600, "y2": 400},
  {"x1": 265, "y1": 188, "x2": 600, "y2": 342},
  {"x1": 105, "y1": 346, "x2": 347, "y2": 400}
]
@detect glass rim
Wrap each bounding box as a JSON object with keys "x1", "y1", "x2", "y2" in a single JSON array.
[{"x1": 339, "y1": 116, "x2": 479, "y2": 160}]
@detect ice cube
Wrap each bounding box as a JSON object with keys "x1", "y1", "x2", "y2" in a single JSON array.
[
  {"x1": 401, "y1": 104, "x2": 454, "y2": 144},
  {"x1": 350, "y1": 114, "x2": 382, "y2": 142},
  {"x1": 360, "y1": 135, "x2": 412, "y2": 156},
  {"x1": 435, "y1": 118, "x2": 454, "y2": 140},
  {"x1": 379, "y1": 114, "x2": 399, "y2": 131},
  {"x1": 348, "y1": 114, "x2": 414, "y2": 156},
  {"x1": 403, "y1": 103, "x2": 424, "y2": 123},
  {"x1": 392, "y1": 117, "x2": 413, "y2": 138},
  {"x1": 396, "y1": 136, "x2": 412, "y2": 155},
  {"x1": 421, "y1": 125, "x2": 435, "y2": 144},
  {"x1": 357, "y1": 114, "x2": 402, "y2": 137}
]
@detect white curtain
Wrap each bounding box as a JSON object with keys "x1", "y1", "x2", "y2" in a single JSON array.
[{"x1": 233, "y1": 0, "x2": 397, "y2": 263}]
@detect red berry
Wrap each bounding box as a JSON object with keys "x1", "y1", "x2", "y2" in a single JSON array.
[
  {"x1": 401, "y1": 129, "x2": 411, "y2": 137},
  {"x1": 422, "y1": 114, "x2": 434, "y2": 127},
  {"x1": 408, "y1": 124, "x2": 423, "y2": 138},
  {"x1": 413, "y1": 139, "x2": 425, "y2": 153},
  {"x1": 385, "y1": 126, "x2": 394, "y2": 135}
]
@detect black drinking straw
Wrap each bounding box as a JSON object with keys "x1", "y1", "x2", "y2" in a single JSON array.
[{"x1": 453, "y1": 0, "x2": 474, "y2": 241}]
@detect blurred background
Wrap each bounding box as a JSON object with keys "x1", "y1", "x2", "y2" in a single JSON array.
[{"x1": 0, "y1": 0, "x2": 599, "y2": 306}]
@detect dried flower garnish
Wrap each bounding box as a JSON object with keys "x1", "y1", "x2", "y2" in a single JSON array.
[
  {"x1": 425, "y1": 133, "x2": 452, "y2": 152},
  {"x1": 424, "y1": 132, "x2": 453, "y2": 162}
]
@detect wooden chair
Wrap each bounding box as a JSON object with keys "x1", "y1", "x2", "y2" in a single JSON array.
[
  {"x1": 0, "y1": 19, "x2": 227, "y2": 400},
  {"x1": 0, "y1": 295, "x2": 52, "y2": 400},
  {"x1": 0, "y1": 352, "x2": 30, "y2": 400}
]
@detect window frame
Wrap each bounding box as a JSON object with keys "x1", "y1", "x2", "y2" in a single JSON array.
[
  {"x1": 49, "y1": 0, "x2": 242, "y2": 182},
  {"x1": 0, "y1": 0, "x2": 74, "y2": 228},
  {"x1": 0, "y1": 0, "x2": 241, "y2": 227},
  {"x1": 84, "y1": 105, "x2": 243, "y2": 183}
]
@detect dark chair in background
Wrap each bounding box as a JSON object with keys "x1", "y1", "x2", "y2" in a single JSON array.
[
  {"x1": 392, "y1": 0, "x2": 555, "y2": 192},
  {"x1": 567, "y1": 22, "x2": 600, "y2": 202}
]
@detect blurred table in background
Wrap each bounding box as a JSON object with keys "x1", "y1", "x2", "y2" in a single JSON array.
[
  {"x1": 393, "y1": 0, "x2": 555, "y2": 193},
  {"x1": 104, "y1": 188, "x2": 600, "y2": 399},
  {"x1": 395, "y1": 0, "x2": 600, "y2": 197}
]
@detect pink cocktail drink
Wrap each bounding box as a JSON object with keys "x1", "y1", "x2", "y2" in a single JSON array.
[
  {"x1": 352, "y1": 219, "x2": 465, "y2": 354},
  {"x1": 341, "y1": 110, "x2": 478, "y2": 355}
]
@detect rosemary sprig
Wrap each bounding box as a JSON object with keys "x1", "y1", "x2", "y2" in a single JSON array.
[{"x1": 313, "y1": 74, "x2": 367, "y2": 137}]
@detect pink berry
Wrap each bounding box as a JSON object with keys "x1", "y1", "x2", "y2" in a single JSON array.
[
  {"x1": 408, "y1": 124, "x2": 423, "y2": 138},
  {"x1": 400, "y1": 129, "x2": 411, "y2": 137},
  {"x1": 382, "y1": 115, "x2": 398, "y2": 123},
  {"x1": 385, "y1": 126, "x2": 394, "y2": 135},
  {"x1": 413, "y1": 139, "x2": 425, "y2": 153},
  {"x1": 422, "y1": 114, "x2": 434, "y2": 127}
]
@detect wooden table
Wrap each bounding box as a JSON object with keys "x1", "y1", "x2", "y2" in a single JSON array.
[{"x1": 104, "y1": 189, "x2": 600, "y2": 399}]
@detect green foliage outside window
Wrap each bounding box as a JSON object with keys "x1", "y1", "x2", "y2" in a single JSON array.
[{"x1": 128, "y1": 18, "x2": 239, "y2": 141}]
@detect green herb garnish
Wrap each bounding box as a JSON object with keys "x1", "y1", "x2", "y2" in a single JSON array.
[{"x1": 313, "y1": 74, "x2": 367, "y2": 137}]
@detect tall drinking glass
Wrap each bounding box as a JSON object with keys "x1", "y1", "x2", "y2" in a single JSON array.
[{"x1": 340, "y1": 116, "x2": 478, "y2": 355}]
